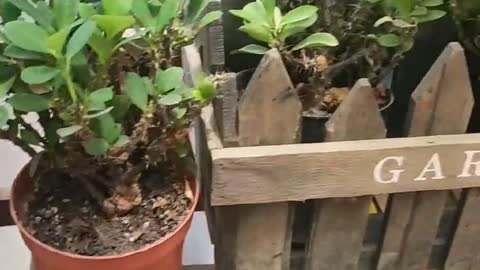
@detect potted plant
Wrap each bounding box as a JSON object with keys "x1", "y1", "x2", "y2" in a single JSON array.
[
  {"x1": 0, "y1": 0, "x2": 221, "y2": 270},
  {"x1": 230, "y1": 0, "x2": 446, "y2": 142}
]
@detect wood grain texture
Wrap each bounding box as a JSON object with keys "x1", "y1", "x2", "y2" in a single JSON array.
[
  {"x1": 182, "y1": 45, "x2": 203, "y2": 87},
  {"x1": 215, "y1": 49, "x2": 300, "y2": 270},
  {"x1": 305, "y1": 79, "x2": 386, "y2": 270},
  {"x1": 445, "y1": 189, "x2": 480, "y2": 270},
  {"x1": 211, "y1": 133, "x2": 480, "y2": 206},
  {"x1": 378, "y1": 42, "x2": 474, "y2": 270},
  {"x1": 212, "y1": 73, "x2": 238, "y2": 146},
  {"x1": 202, "y1": 0, "x2": 224, "y2": 72}
]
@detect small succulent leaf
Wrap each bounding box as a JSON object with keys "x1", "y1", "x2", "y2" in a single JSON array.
[
  {"x1": 159, "y1": 93, "x2": 182, "y2": 105},
  {"x1": 239, "y1": 23, "x2": 273, "y2": 43},
  {"x1": 125, "y1": 73, "x2": 148, "y2": 111},
  {"x1": 21, "y1": 66, "x2": 60, "y2": 85},
  {"x1": 84, "y1": 137, "x2": 110, "y2": 156},
  {"x1": 88, "y1": 32, "x2": 115, "y2": 65},
  {"x1": 155, "y1": 67, "x2": 184, "y2": 94},
  {"x1": 9, "y1": 93, "x2": 50, "y2": 112},
  {"x1": 186, "y1": 0, "x2": 212, "y2": 24},
  {"x1": 79, "y1": 3, "x2": 98, "y2": 19},
  {"x1": 66, "y1": 20, "x2": 97, "y2": 58},
  {"x1": 173, "y1": 107, "x2": 187, "y2": 119},
  {"x1": 292, "y1": 32, "x2": 339, "y2": 51},
  {"x1": 156, "y1": 0, "x2": 180, "y2": 32},
  {"x1": 7, "y1": 0, "x2": 54, "y2": 31},
  {"x1": 234, "y1": 44, "x2": 269, "y2": 55},
  {"x1": 259, "y1": 0, "x2": 275, "y2": 21},
  {"x1": 56, "y1": 125, "x2": 82, "y2": 138},
  {"x1": 3, "y1": 45, "x2": 46, "y2": 60},
  {"x1": 377, "y1": 33, "x2": 401, "y2": 47},
  {"x1": 392, "y1": 19, "x2": 416, "y2": 27},
  {"x1": 90, "y1": 114, "x2": 121, "y2": 144},
  {"x1": 0, "y1": 106, "x2": 9, "y2": 127},
  {"x1": 391, "y1": 0, "x2": 414, "y2": 16},
  {"x1": 415, "y1": 9, "x2": 446, "y2": 23},
  {"x1": 279, "y1": 13, "x2": 318, "y2": 41},
  {"x1": 197, "y1": 11, "x2": 223, "y2": 30},
  {"x1": 3, "y1": 21, "x2": 50, "y2": 53},
  {"x1": 374, "y1": 16, "x2": 393, "y2": 27},
  {"x1": 0, "y1": 1, "x2": 21, "y2": 23},
  {"x1": 53, "y1": 0, "x2": 79, "y2": 29},
  {"x1": 410, "y1": 6, "x2": 428, "y2": 16},
  {"x1": 92, "y1": 15, "x2": 136, "y2": 40},
  {"x1": 423, "y1": 0, "x2": 443, "y2": 7},
  {"x1": 84, "y1": 106, "x2": 114, "y2": 119},
  {"x1": 0, "y1": 73, "x2": 17, "y2": 97},
  {"x1": 281, "y1": 5, "x2": 318, "y2": 26},
  {"x1": 90, "y1": 87, "x2": 114, "y2": 104},
  {"x1": 273, "y1": 7, "x2": 282, "y2": 29},
  {"x1": 132, "y1": 0, "x2": 155, "y2": 27},
  {"x1": 47, "y1": 27, "x2": 71, "y2": 56},
  {"x1": 113, "y1": 135, "x2": 129, "y2": 148},
  {"x1": 110, "y1": 95, "x2": 131, "y2": 121},
  {"x1": 102, "y1": 0, "x2": 132, "y2": 16},
  {"x1": 193, "y1": 76, "x2": 217, "y2": 102},
  {"x1": 229, "y1": 2, "x2": 268, "y2": 25}
]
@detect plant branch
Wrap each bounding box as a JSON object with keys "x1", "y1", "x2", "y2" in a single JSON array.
[
  {"x1": 0, "y1": 130, "x2": 37, "y2": 157},
  {"x1": 17, "y1": 117, "x2": 48, "y2": 146},
  {"x1": 321, "y1": 49, "x2": 369, "y2": 83},
  {"x1": 120, "y1": 161, "x2": 147, "y2": 186}
]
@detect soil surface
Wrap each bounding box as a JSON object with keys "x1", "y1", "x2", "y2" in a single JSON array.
[{"x1": 24, "y1": 169, "x2": 193, "y2": 256}]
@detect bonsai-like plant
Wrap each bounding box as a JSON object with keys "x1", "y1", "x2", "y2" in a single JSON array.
[
  {"x1": 231, "y1": 0, "x2": 446, "y2": 116},
  {"x1": 0, "y1": 0, "x2": 221, "y2": 255}
]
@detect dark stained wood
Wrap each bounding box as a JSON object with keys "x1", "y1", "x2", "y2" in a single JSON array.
[
  {"x1": 215, "y1": 49, "x2": 301, "y2": 270},
  {"x1": 305, "y1": 79, "x2": 386, "y2": 270},
  {"x1": 378, "y1": 42, "x2": 474, "y2": 270},
  {"x1": 201, "y1": 0, "x2": 224, "y2": 73}
]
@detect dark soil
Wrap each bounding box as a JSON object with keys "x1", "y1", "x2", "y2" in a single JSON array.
[{"x1": 24, "y1": 169, "x2": 193, "y2": 256}]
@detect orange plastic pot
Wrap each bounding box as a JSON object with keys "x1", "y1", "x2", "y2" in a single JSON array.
[{"x1": 10, "y1": 164, "x2": 199, "y2": 270}]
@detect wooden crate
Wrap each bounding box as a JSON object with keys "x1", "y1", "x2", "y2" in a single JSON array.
[{"x1": 195, "y1": 42, "x2": 480, "y2": 270}]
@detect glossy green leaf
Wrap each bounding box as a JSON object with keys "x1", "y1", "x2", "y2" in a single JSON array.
[
  {"x1": 90, "y1": 87, "x2": 113, "y2": 104},
  {"x1": 9, "y1": 93, "x2": 50, "y2": 112},
  {"x1": 84, "y1": 137, "x2": 109, "y2": 156},
  {"x1": 392, "y1": 19, "x2": 416, "y2": 27},
  {"x1": 132, "y1": 0, "x2": 155, "y2": 27},
  {"x1": 416, "y1": 10, "x2": 446, "y2": 23},
  {"x1": 423, "y1": 0, "x2": 443, "y2": 7},
  {"x1": 3, "y1": 21, "x2": 50, "y2": 53},
  {"x1": 79, "y1": 3, "x2": 97, "y2": 19},
  {"x1": 197, "y1": 11, "x2": 222, "y2": 29},
  {"x1": 229, "y1": 2, "x2": 267, "y2": 25},
  {"x1": 391, "y1": 0, "x2": 414, "y2": 15},
  {"x1": 235, "y1": 44, "x2": 269, "y2": 55},
  {"x1": 193, "y1": 76, "x2": 217, "y2": 102},
  {"x1": 259, "y1": 0, "x2": 275, "y2": 20},
  {"x1": 7, "y1": 0, "x2": 54, "y2": 31},
  {"x1": 92, "y1": 15, "x2": 135, "y2": 40},
  {"x1": 377, "y1": 33, "x2": 401, "y2": 47},
  {"x1": 56, "y1": 125, "x2": 82, "y2": 137},
  {"x1": 90, "y1": 114, "x2": 121, "y2": 144},
  {"x1": 0, "y1": 71, "x2": 17, "y2": 97},
  {"x1": 84, "y1": 106, "x2": 114, "y2": 119},
  {"x1": 125, "y1": 73, "x2": 148, "y2": 111},
  {"x1": 66, "y1": 20, "x2": 97, "y2": 58},
  {"x1": 21, "y1": 66, "x2": 59, "y2": 85},
  {"x1": 143, "y1": 78, "x2": 155, "y2": 95},
  {"x1": 273, "y1": 7, "x2": 282, "y2": 29},
  {"x1": 88, "y1": 32, "x2": 115, "y2": 65},
  {"x1": 186, "y1": 0, "x2": 212, "y2": 24},
  {"x1": 156, "y1": 0, "x2": 179, "y2": 31},
  {"x1": 156, "y1": 67, "x2": 184, "y2": 94},
  {"x1": 159, "y1": 93, "x2": 182, "y2": 105},
  {"x1": 47, "y1": 28, "x2": 71, "y2": 56},
  {"x1": 374, "y1": 16, "x2": 393, "y2": 27},
  {"x1": 113, "y1": 135, "x2": 129, "y2": 148},
  {"x1": 0, "y1": 1, "x2": 21, "y2": 23},
  {"x1": 3, "y1": 45, "x2": 46, "y2": 60},
  {"x1": 292, "y1": 33, "x2": 339, "y2": 51},
  {"x1": 239, "y1": 23, "x2": 273, "y2": 43},
  {"x1": 110, "y1": 95, "x2": 131, "y2": 121},
  {"x1": 410, "y1": 6, "x2": 428, "y2": 16},
  {"x1": 279, "y1": 13, "x2": 317, "y2": 41},
  {"x1": 53, "y1": 0, "x2": 79, "y2": 29},
  {"x1": 281, "y1": 5, "x2": 318, "y2": 26},
  {"x1": 103, "y1": 0, "x2": 132, "y2": 16}
]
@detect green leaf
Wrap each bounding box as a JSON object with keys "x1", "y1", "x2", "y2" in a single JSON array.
[
  {"x1": 113, "y1": 135, "x2": 129, "y2": 148},
  {"x1": 235, "y1": 44, "x2": 269, "y2": 55},
  {"x1": 159, "y1": 93, "x2": 182, "y2": 105},
  {"x1": 374, "y1": 16, "x2": 393, "y2": 27},
  {"x1": 92, "y1": 15, "x2": 135, "y2": 40},
  {"x1": 377, "y1": 33, "x2": 401, "y2": 47},
  {"x1": 416, "y1": 9, "x2": 446, "y2": 23},
  {"x1": 9, "y1": 93, "x2": 50, "y2": 112},
  {"x1": 3, "y1": 21, "x2": 50, "y2": 54},
  {"x1": 186, "y1": 0, "x2": 212, "y2": 24},
  {"x1": 90, "y1": 87, "x2": 113, "y2": 103},
  {"x1": 102, "y1": 0, "x2": 132, "y2": 16},
  {"x1": 131, "y1": 0, "x2": 155, "y2": 27},
  {"x1": 56, "y1": 125, "x2": 82, "y2": 138},
  {"x1": 392, "y1": 19, "x2": 416, "y2": 28},
  {"x1": 90, "y1": 114, "x2": 121, "y2": 144},
  {"x1": 292, "y1": 33, "x2": 339, "y2": 51},
  {"x1": 0, "y1": 106, "x2": 9, "y2": 127},
  {"x1": 110, "y1": 95, "x2": 131, "y2": 121},
  {"x1": 173, "y1": 107, "x2": 187, "y2": 119},
  {"x1": 53, "y1": 0, "x2": 79, "y2": 29},
  {"x1": 0, "y1": 75, "x2": 17, "y2": 97},
  {"x1": 156, "y1": 67, "x2": 184, "y2": 94},
  {"x1": 273, "y1": 7, "x2": 282, "y2": 29},
  {"x1": 0, "y1": 1, "x2": 21, "y2": 23},
  {"x1": 156, "y1": 0, "x2": 180, "y2": 31},
  {"x1": 79, "y1": 3, "x2": 97, "y2": 19},
  {"x1": 279, "y1": 13, "x2": 318, "y2": 41},
  {"x1": 193, "y1": 76, "x2": 217, "y2": 102},
  {"x1": 259, "y1": 0, "x2": 275, "y2": 21},
  {"x1": 3, "y1": 45, "x2": 46, "y2": 60},
  {"x1": 281, "y1": 5, "x2": 318, "y2": 26},
  {"x1": 88, "y1": 32, "x2": 115, "y2": 65},
  {"x1": 125, "y1": 73, "x2": 148, "y2": 111},
  {"x1": 143, "y1": 78, "x2": 155, "y2": 95},
  {"x1": 410, "y1": 6, "x2": 428, "y2": 16},
  {"x1": 84, "y1": 106, "x2": 114, "y2": 119},
  {"x1": 7, "y1": 0, "x2": 54, "y2": 31},
  {"x1": 84, "y1": 137, "x2": 110, "y2": 156},
  {"x1": 197, "y1": 11, "x2": 222, "y2": 30},
  {"x1": 229, "y1": 2, "x2": 268, "y2": 25},
  {"x1": 47, "y1": 28, "x2": 71, "y2": 57},
  {"x1": 21, "y1": 129, "x2": 41, "y2": 145},
  {"x1": 423, "y1": 0, "x2": 443, "y2": 7},
  {"x1": 239, "y1": 23, "x2": 273, "y2": 43},
  {"x1": 21, "y1": 66, "x2": 59, "y2": 85},
  {"x1": 392, "y1": 0, "x2": 414, "y2": 16},
  {"x1": 66, "y1": 20, "x2": 97, "y2": 58}
]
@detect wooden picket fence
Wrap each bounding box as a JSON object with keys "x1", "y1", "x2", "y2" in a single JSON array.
[{"x1": 191, "y1": 41, "x2": 480, "y2": 270}]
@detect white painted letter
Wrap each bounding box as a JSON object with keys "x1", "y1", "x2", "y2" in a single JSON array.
[
  {"x1": 414, "y1": 153, "x2": 445, "y2": 181},
  {"x1": 458, "y1": 151, "x2": 480, "y2": 178},
  {"x1": 374, "y1": 156, "x2": 405, "y2": 184}
]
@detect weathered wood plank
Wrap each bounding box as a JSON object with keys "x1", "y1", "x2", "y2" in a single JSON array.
[
  {"x1": 215, "y1": 49, "x2": 301, "y2": 270},
  {"x1": 182, "y1": 45, "x2": 204, "y2": 87},
  {"x1": 378, "y1": 42, "x2": 474, "y2": 270},
  {"x1": 202, "y1": 0, "x2": 224, "y2": 73},
  {"x1": 305, "y1": 79, "x2": 386, "y2": 270},
  {"x1": 211, "y1": 133, "x2": 480, "y2": 205},
  {"x1": 212, "y1": 73, "x2": 238, "y2": 146}
]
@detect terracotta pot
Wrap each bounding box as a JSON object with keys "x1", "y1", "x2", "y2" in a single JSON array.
[{"x1": 10, "y1": 164, "x2": 199, "y2": 270}]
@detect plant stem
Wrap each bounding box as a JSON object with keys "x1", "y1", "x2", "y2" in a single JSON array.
[
  {"x1": 63, "y1": 58, "x2": 78, "y2": 105},
  {"x1": 0, "y1": 130, "x2": 36, "y2": 157}
]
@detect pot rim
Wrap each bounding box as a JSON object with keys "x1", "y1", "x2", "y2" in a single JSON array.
[{"x1": 9, "y1": 163, "x2": 200, "y2": 260}]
